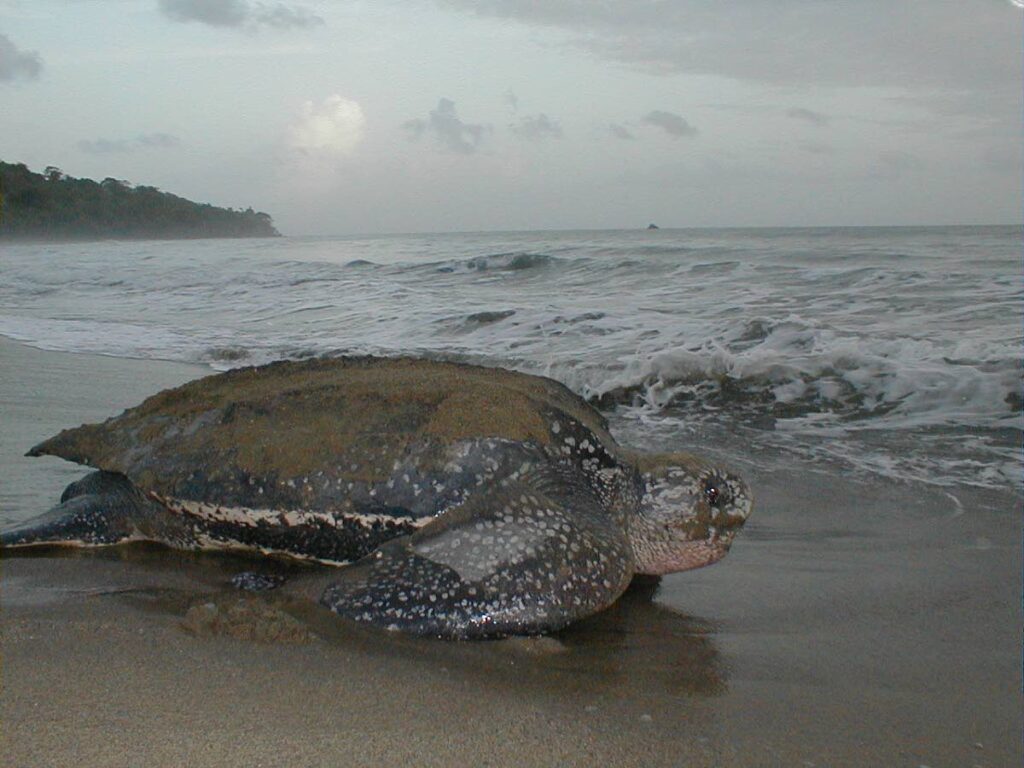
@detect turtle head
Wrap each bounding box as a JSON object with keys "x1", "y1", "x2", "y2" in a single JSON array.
[{"x1": 626, "y1": 452, "x2": 752, "y2": 575}]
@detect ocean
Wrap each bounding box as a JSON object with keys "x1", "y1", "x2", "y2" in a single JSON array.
[
  {"x1": 2, "y1": 226, "x2": 1022, "y2": 767},
  {"x1": 0, "y1": 225, "x2": 1019, "y2": 499}
]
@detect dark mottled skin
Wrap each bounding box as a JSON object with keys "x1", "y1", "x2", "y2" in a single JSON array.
[{"x1": 4, "y1": 356, "x2": 752, "y2": 639}]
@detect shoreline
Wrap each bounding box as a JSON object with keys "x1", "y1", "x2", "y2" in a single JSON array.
[
  {"x1": 1, "y1": 337, "x2": 1020, "y2": 767},
  {"x1": 0, "y1": 233, "x2": 283, "y2": 244}
]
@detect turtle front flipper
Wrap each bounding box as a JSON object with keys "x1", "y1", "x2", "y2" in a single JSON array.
[
  {"x1": 321, "y1": 461, "x2": 636, "y2": 639},
  {"x1": 1, "y1": 471, "x2": 170, "y2": 549}
]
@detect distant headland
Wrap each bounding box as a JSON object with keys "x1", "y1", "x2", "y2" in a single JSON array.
[{"x1": 0, "y1": 162, "x2": 280, "y2": 241}]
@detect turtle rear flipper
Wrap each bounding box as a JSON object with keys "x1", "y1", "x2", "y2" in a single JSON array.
[
  {"x1": 1, "y1": 470, "x2": 161, "y2": 549},
  {"x1": 321, "y1": 463, "x2": 636, "y2": 639}
]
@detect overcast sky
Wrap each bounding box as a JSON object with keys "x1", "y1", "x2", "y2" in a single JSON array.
[{"x1": 1, "y1": 1, "x2": 1020, "y2": 234}]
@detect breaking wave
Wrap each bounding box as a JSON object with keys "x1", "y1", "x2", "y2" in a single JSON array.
[
  {"x1": 431, "y1": 251, "x2": 558, "y2": 273},
  {"x1": 577, "y1": 318, "x2": 1019, "y2": 434}
]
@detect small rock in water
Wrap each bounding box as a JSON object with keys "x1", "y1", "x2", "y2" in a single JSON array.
[{"x1": 639, "y1": 713, "x2": 653, "y2": 722}]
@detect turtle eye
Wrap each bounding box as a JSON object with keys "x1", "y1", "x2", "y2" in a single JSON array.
[{"x1": 703, "y1": 476, "x2": 727, "y2": 508}]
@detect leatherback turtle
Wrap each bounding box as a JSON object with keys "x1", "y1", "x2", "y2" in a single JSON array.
[{"x1": 1, "y1": 357, "x2": 752, "y2": 639}]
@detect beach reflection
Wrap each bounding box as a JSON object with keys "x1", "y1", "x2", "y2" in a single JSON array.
[
  {"x1": 556, "y1": 575, "x2": 726, "y2": 697},
  {"x1": 299, "y1": 572, "x2": 727, "y2": 700}
]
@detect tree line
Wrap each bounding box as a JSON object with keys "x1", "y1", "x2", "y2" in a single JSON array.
[{"x1": 0, "y1": 161, "x2": 280, "y2": 240}]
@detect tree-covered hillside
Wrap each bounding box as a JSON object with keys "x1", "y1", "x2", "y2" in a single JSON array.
[{"x1": 0, "y1": 162, "x2": 280, "y2": 240}]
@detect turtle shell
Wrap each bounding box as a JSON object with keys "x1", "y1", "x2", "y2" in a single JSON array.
[{"x1": 28, "y1": 356, "x2": 618, "y2": 515}]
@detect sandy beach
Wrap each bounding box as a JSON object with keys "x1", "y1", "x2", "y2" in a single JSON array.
[{"x1": 1, "y1": 336, "x2": 1020, "y2": 767}]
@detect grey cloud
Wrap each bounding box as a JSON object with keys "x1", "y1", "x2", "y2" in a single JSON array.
[
  {"x1": 511, "y1": 113, "x2": 562, "y2": 140},
  {"x1": 641, "y1": 110, "x2": 697, "y2": 138},
  {"x1": 438, "y1": 1, "x2": 1020, "y2": 97},
  {"x1": 159, "y1": 0, "x2": 323, "y2": 30},
  {"x1": 160, "y1": 0, "x2": 248, "y2": 26},
  {"x1": 404, "y1": 98, "x2": 489, "y2": 154},
  {"x1": 78, "y1": 134, "x2": 182, "y2": 154},
  {"x1": 609, "y1": 123, "x2": 635, "y2": 140},
  {"x1": 503, "y1": 89, "x2": 519, "y2": 112},
  {"x1": 0, "y1": 33, "x2": 42, "y2": 82},
  {"x1": 787, "y1": 107, "x2": 830, "y2": 126}
]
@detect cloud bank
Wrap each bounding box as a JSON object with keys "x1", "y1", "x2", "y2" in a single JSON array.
[
  {"x1": 159, "y1": 0, "x2": 324, "y2": 30},
  {"x1": 404, "y1": 99, "x2": 489, "y2": 154},
  {"x1": 0, "y1": 34, "x2": 42, "y2": 82},
  {"x1": 438, "y1": 0, "x2": 1020, "y2": 96}
]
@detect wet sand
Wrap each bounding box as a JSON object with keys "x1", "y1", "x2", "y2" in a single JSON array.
[{"x1": 1, "y1": 337, "x2": 1020, "y2": 767}]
